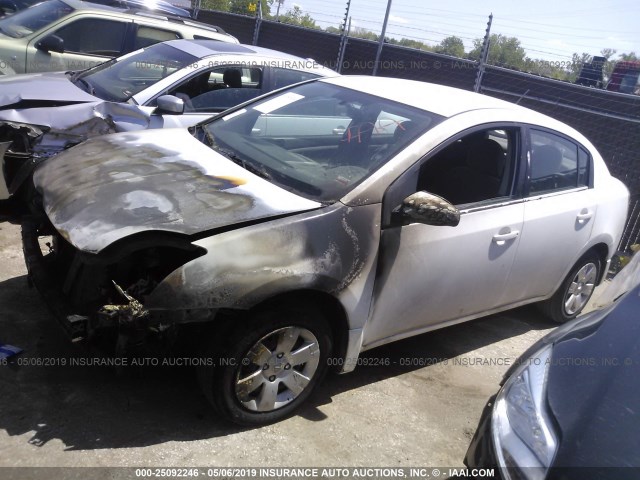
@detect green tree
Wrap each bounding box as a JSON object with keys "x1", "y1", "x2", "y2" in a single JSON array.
[
  {"x1": 389, "y1": 37, "x2": 432, "y2": 51},
  {"x1": 435, "y1": 36, "x2": 464, "y2": 58},
  {"x1": 278, "y1": 4, "x2": 319, "y2": 28},
  {"x1": 566, "y1": 52, "x2": 592, "y2": 82},
  {"x1": 619, "y1": 52, "x2": 639, "y2": 61},
  {"x1": 229, "y1": 0, "x2": 273, "y2": 17},
  {"x1": 349, "y1": 27, "x2": 379, "y2": 41},
  {"x1": 522, "y1": 58, "x2": 570, "y2": 81},
  {"x1": 469, "y1": 34, "x2": 527, "y2": 69},
  {"x1": 229, "y1": 0, "x2": 249, "y2": 14},
  {"x1": 600, "y1": 48, "x2": 617, "y2": 82},
  {"x1": 200, "y1": 0, "x2": 230, "y2": 11}
]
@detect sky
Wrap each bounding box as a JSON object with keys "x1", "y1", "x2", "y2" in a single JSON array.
[{"x1": 271, "y1": 0, "x2": 640, "y2": 61}]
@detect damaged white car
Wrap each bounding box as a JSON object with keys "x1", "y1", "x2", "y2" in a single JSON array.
[
  {"x1": 0, "y1": 39, "x2": 336, "y2": 207},
  {"x1": 24, "y1": 76, "x2": 629, "y2": 425}
]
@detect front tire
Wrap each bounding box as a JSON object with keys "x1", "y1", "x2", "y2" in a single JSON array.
[
  {"x1": 539, "y1": 252, "x2": 601, "y2": 323},
  {"x1": 199, "y1": 307, "x2": 332, "y2": 426}
]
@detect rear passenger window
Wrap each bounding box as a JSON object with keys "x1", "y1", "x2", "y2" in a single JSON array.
[
  {"x1": 529, "y1": 130, "x2": 580, "y2": 194},
  {"x1": 54, "y1": 18, "x2": 127, "y2": 56},
  {"x1": 134, "y1": 26, "x2": 181, "y2": 50}
]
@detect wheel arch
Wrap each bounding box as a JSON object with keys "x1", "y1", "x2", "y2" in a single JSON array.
[
  {"x1": 588, "y1": 242, "x2": 609, "y2": 285},
  {"x1": 197, "y1": 288, "x2": 342, "y2": 425},
  {"x1": 539, "y1": 243, "x2": 607, "y2": 323},
  {"x1": 250, "y1": 289, "x2": 350, "y2": 365},
  {"x1": 545, "y1": 241, "x2": 610, "y2": 304}
]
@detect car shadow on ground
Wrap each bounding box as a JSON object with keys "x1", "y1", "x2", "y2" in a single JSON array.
[
  {"x1": 305, "y1": 305, "x2": 554, "y2": 420},
  {"x1": 0, "y1": 274, "x2": 555, "y2": 451}
]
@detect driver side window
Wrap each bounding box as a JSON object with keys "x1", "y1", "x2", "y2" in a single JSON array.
[
  {"x1": 54, "y1": 18, "x2": 127, "y2": 56},
  {"x1": 419, "y1": 127, "x2": 518, "y2": 206},
  {"x1": 164, "y1": 66, "x2": 263, "y2": 113}
]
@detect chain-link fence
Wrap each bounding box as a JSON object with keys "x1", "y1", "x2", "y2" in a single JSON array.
[{"x1": 190, "y1": 7, "x2": 639, "y2": 252}]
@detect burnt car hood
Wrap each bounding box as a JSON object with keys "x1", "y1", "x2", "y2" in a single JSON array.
[
  {"x1": 33, "y1": 128, "x2": 322, "y2": 254},
  {"x1": 0, "y1": 71, "x2": 98, "y2": 109}
]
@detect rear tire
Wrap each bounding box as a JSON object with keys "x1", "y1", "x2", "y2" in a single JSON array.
[
  {"x1": 198, "y1": 306, "x2": 332, "y2": 426},
  {"x1": 539, "y1": 252, "x2": 601, "y2": 323}
]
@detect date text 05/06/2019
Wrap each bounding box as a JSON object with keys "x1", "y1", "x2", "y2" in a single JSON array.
[{"x1": 134, "y1": 467, "x2": 497, "y2": 479}]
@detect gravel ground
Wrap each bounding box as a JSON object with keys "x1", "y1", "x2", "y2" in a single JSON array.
[{"x1": 0, "y1": 220, "x2": 589, "y2": 469}]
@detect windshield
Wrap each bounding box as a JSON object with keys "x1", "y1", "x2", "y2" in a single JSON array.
[
  {"x1": 0, "y1": 0, "x2": 73, "y2": 38},
  {"x1": 199, "y1": 81, "x2": 442, "y2": 203},
  {"x1": 74, "y1": 42, "x2": 197, "y2": 102}
]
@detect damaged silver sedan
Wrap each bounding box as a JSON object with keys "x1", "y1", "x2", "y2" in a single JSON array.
[
  {"x1": 23, "y1": 76, "x2": 629, "y2": 425},
  {"x1": 0, "y1": 39, "x2": 335, "y2": 207}
]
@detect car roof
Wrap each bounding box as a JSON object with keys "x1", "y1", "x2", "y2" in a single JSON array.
[
  {"x1": 61, "y1": 0, "x2": 224, "y2": 32},
  {"x1": 163, "y1": 39, "x2": 338, "y2": 76},
  {"x1": 319, "y1": 75, "x2": 590, "y2": 141},
  {"x1": 319, "y1": 76, "x2": 533, "y2": 117},
  {"x1": 62, "y1": 0, "x2": 123, "y2": 12}
]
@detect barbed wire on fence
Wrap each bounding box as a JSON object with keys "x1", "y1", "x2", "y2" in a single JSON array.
[{"x1": 179, "y1": 0, "x2": 640, "y2": 250}]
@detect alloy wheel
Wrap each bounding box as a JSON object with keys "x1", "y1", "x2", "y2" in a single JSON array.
[
  {"x1": 563, "y1": 262, "x2": 597, "y2": 316},
  {"x1": 235, "y1": 326, "x2": 321, "y2": 412}
]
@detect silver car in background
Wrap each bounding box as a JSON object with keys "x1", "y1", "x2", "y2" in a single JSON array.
[
  {"x1": 0, "y1": 0, "x2": 235, "y2": 75},
  {"x1": 0, "y1": 39, "x2": 337, "y2": 203},
  {"x1": 23, "y1": 76, "x2": 629, "y2": 426},
  {"x1": 0, "y1": 0, "x2": 192, "y2": 18}
]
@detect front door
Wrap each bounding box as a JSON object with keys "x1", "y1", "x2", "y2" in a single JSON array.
[
  {"x1": 27, "y1": 16, "x2": 128, "y2": 72},
  {"x1": 364, "y1": 126, "x2": 525, "y2": 348}
]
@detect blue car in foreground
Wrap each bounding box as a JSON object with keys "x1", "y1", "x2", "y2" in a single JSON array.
[{"x1": 465, "y1": 279, "x2": 640, "y2": 479}]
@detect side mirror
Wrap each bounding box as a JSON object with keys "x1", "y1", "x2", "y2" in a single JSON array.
[
  {"x1": 35, "y1": 35, "x2": 64, "y2": 54},
  {"x1": 398, "y1": 191, "x2": 460, "y2": 227},
  {"x1": 156, "y1": 95, "x2": 184, "y2": 114}
]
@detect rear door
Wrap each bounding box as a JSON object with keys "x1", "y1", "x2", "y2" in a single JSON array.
[{"x1": 505, "y1": 127, "x2": 596, "y2": 302}]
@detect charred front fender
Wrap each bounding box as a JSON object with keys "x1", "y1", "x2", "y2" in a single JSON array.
[
  {"x1": 145, "y1": 202, "x2": 382, "y2": 333},
  {"x1": 22, "y1": 216, "x2": 209, "y2": 341}
]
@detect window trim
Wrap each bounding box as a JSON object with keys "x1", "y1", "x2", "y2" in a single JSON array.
[
  {"x1": 524, "y1": 125, "x2": 594, "y2": 197},
  {"x1": 131, "y1": 23, "x2": 182, "y2": 51},
  {"x1": 381, "y1": 122, "x2": 526, "y2": 229},
  {"x1": 51, "y1": 16, "x2": 130, "y2": 57},
  {"x1": 147, "y1": 64, "x2": 265, "y2": 113}
]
